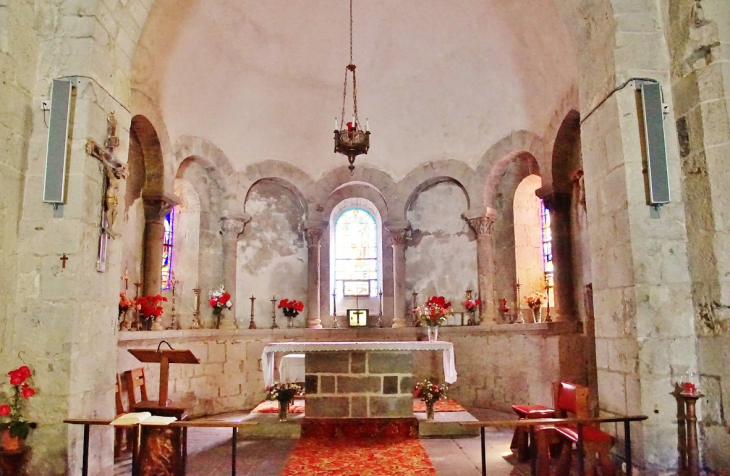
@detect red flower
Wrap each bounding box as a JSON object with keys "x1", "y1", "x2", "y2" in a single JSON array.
[
  {"x1": 209, "y1": 298, "x2": 217, "y2": 307},
  {"x1": 221, "y1": 292, "x2": 231, "y2": 303},
  {"x1": 428, "y1": 296, "x2": 451, "y2": 309},
  {"x1": 17, "y1": 366, "x2": 31, "y2": 379},
  {"x1": 8, "y1": 370, "x2": 24, "y2": 386},
  {"x1": 0, "y1": 404, "x2": 9, "y2": 416},
  {"x1": 278, "y1": 299, "x2": 289, "y2": 309},
  {"x1": 21, "y1": 387, "x2": 34, "y2": 399}
]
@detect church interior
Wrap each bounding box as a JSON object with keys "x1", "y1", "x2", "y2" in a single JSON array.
[{"x1": 1, "y1": 0, "x2": 730, "y2": 474}]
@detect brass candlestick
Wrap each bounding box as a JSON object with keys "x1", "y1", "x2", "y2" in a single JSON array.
[
  {"x1": 331, "y1": 291, "x2": 340, "y2": 329},
  {"x1": 411, "y1": 291, "x2": 419, "y2": 327},
  {"x1": 133, "y1": 282, "x2": 142, "y2": 330},
  {"x1": 249, "y1": 295, "x2": 257, "y2": 329},
  {"x1": 191, "y1": 287, "x2": 201, "y2": 329},
  {"x1": 271, "y1": 296, "x2": 279, "y2": 329},
  {"x1": 545, "y1": 283, "x2": 552, "y2": 323},
  {"x1": 376, "y1": 289, "x2": 383, "y2": 328},
  {"x1": 167, "y1": 275, "x2": 179, "y2": 330},
  {"x1": 514, "y1": 280, "x2": 524, "y2": 324}
]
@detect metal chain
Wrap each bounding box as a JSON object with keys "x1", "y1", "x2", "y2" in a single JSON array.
[{"x1": 339, "y1": 0, "x2": 359, "y2": 130}]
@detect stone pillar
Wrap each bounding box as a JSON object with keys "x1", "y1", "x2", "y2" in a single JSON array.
[
  {"x1": 219, "y1": 214, "x2": 251, "y2": 329},
  {"x1": 305, "y1": 221, "x2": 327, "y2": 329},
  {"x1": 538, "y1": 189, "x2": 575, "y2": 320},
  {"x1": 385, "y1": 221, "x2": 410, "y2": 328},
  {"x1": 143, "y1": 195, "x2": 179, "y2": 297},
  {"x1": 462, "y1": 208, "x2": 498, "y2": 324}
]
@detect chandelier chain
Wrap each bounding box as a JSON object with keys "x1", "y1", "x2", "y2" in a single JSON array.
[
  {"x1": 350, "y1": 0, "x2": 354, "y2": 65},
  {"x1": 340, "y1": 0, "x2": 359, "y2": 129}
]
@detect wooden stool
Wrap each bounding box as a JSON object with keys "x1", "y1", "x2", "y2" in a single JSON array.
[{"x1": 510, "y1": 404, "x2": 555, "y2": 461}]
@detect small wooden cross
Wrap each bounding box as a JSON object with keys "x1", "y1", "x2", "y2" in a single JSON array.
[
  {"x1": 122, "y1": 269, "x2": 129, "y2": 291},
  {"x1": 60, "y1": 253, "x2": 68, "y2": 269}
]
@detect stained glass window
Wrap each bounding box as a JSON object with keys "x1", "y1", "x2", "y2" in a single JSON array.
[
  {"x1": 334, "y1": 209, "x2": 378, "y2": 297},
  {"x1": 540, "y1": 201, "x2": 553, "y2": 288},
  {"x1": 161, "y1": 207, "x2": 175, "y2": 290}
]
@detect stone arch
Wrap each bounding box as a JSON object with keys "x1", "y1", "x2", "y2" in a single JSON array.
[
  {"x1": 173, "y1": 136, "x2": 241, "y2": 216},
  {"x1": 131, "y1": 89, "x2": 175, "y2": 196},
  {"x1": 477, "y1": 131, "x2": 547, "y2": 208},
  {"x1": 551, "y1": 110, "x2": 581, "y2": 194},
  {"x1": 398, "y1": 160, "x2": 476, "y2": 219},
  {"x1": 239, "y1": 160, "x2": 315, "y2": 217},
  {"x1": 314, "y1": 166, "x2": 398, "y2": 220},
  {"x1": 130, "y1": 115, "x2": 166, "y2": 198}
]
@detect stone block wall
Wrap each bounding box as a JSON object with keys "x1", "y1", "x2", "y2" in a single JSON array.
[
  {"x1": 305, "y1": 351, "x2": 414, "y2": 418},
  {"x1": 116, "y1": 323, "x2": 584, "y2": 419}
]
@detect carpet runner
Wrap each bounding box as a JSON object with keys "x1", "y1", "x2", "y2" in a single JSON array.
[
  {"x1": 282, "y1": 437, "x2": 437, "y2": 475},
  {"x1": 251, "y1": 397, "x2": 466, "y2": 414}
]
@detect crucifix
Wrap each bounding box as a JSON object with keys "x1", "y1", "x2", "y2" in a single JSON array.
[
  {"x1": 122, "y1": 269, "x2": 129, "y2": 291},
  {"x1": 60, "y1": 253, "x2": 68, "y2": 269},
  {"x1": 86, "y1": 112, "x2": 127, "y2": 273}
]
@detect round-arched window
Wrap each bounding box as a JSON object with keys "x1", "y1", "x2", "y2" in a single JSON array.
[{"x1": 334, "y1": 209, "x2": 379, "y2": 297}]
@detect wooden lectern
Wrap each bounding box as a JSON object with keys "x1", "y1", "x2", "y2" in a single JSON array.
[
  {"x1": 128, "y1": 347, "x2": 199, "y2": 476},
  {"x1": 128, "y1": 349, "x2": 199, "y2": 408}
]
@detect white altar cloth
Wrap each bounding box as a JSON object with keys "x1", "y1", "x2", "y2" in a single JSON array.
[
  {"x1": 261, "y1": 341, "x2": 457, "y2": 388},
  {"x1": 278, "y1": 353, "x2": 305, "y2": 383}
]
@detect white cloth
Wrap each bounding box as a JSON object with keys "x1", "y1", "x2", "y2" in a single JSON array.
[
  {"x1": 278, "y1": 353, "x2": 305, "y2": 383},
  {"x1": 261, "y1": 341, "x2": 457, "y2": 388}
]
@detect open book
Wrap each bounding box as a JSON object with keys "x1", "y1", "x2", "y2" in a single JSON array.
[{"x1": 110, "y1": 412, "x2": 177, "y2": 426}]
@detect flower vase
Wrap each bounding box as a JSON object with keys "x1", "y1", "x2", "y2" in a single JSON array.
[
  {"x1": 150, "y1": 316, "x2": 165, "y2": 331},
  {"x1": 287, "y1": 316, "x2": 294, "y2": 328},
  {"x1": 532, "y1": 307, "x2": 541, "y2": 323},
  {"x1": 427, "y1": 326, "x2": 439, "y2": 342},
  {"x1": 426, "y1": 401, "x2": 435, "y2": 420},
  {"x1": 278, "y1": 399, "x2": 289, "y2": 422},
  {"x1": 1, "y1": 429, "x2": 22, "y2": 452}
]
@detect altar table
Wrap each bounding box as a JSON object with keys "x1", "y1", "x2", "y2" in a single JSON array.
[
  {"x1": 262, "y1": 341, "x2": 457, "y2": 419},
  {"x1": 279, "y1": 354, "x2": 306, "y2": 383},
  {"x1": 262, "y1": 341, "x2": 457, "y2": 388}
]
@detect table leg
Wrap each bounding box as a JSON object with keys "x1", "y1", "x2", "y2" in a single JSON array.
[
  {"x1": 82, "y1": 424, "x2": 90, "y2": 476},
  {"x1": 530, "y1": 425, "x2": 537, "y2": 476},
  {"x1": 182, "y1": 427, "x2": 188, "y2": 475},
  {"x1": 481, "y1": 427, "x2": 486, "y2": 476},
  {"x1": 577, "y1": 424, "x2": 585, "y2": 476},
  {"x1": 625, "y1": 420, "x2": 632, "y2": 476},
  {"x1": 232, "y1": 427, "x2": 238, "y2": 476}
]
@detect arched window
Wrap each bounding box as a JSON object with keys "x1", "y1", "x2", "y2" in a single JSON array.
[
  {"x1": 161, "y1": 207, "x2": 175, "y2": 290},
  {"x1": 334, "y1": 208, "x2": 379, "y2": 297},
  {"x1": 540, "y1": 201, "x2": 554, "y2": 289}
]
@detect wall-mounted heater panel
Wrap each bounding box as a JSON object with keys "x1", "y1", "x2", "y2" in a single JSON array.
[
  {"x1": 640, "y1": 82, "x2": 670, "y2": 205},
  {"x1": 43, "y1": 79, "x2": 74, "y2": 204}
]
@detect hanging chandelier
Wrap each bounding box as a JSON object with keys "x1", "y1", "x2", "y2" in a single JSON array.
[{"x1": 334, "y1": 0, "x2": 370, "y2": 175}]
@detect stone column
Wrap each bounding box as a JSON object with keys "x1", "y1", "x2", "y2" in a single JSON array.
[
  {"x1": 385, "y1": 221, "x2": 410, "y2": 328},
  {"x1": 462, "y1": 208, "x2": 499, "y2": 324},
  {"x1": 219, "y1": 214, "x2": 251, "y2": 329},
  {"x1": 538, "y1": 188, "x2": 575, "y2": 320},
  {"x1": 305, "y1": 221, "x2": 327, "y2": 329},
  {"x1": 143, "y1": 195, "x2": 179, "y2": 297}
]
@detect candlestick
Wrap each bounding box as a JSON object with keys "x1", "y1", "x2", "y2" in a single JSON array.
[
  {"x1": 376, "y1": 289, "x2": 383, "y2": 328},
  {"x1": 411, "y1": 291, "x2": 419, "y2": 327},
  {"x1": 122, "y1": 269, "x2": 129, "y2": 291},
  {"x1": 249, "y1": 295, "x2": 257, "y2": 329},
  {"x1": 191, "y1": 287, "x2": 201, "y2": 329},
  {"x1": 545, "y1": 283, "x2": 552, "y2": 322},
  {"x1": 514, "y1": 281, "x2": 524, "y2": 324},
  {"x1": 133, "y1": 282, "x2": 142, "y2": 330},
  {"x1": 331, "y1": 291, "x2": 340, "y2": 329},
  {"x1": 271, "y1": 296, "x2": 279, "y2": 329}
]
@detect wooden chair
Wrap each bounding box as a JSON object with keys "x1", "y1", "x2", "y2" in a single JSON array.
[
  {"x1": 114, "y1": 374, "x2": 133, "y2": 458},
  {"x1": 536, "y1": 382, "x2": 615, "y2": 476},
  {"x1": 125, "y1": 368, "x2": 150, "y2": 411},
  {"x1": 510, "y1": 404, "x2": 555, "y2": 461}
]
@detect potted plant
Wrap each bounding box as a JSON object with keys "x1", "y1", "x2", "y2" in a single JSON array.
[
  {"x1": 413, "y1": 379, "x2": 448, "y2": 420},
  {"x1": 265, "y1": 382, "x2": 302, "y2": 422},
  {"x1": 136, "y1": 294, "x2": 167, "y2": 330},
  {"x1": 0, "y1": 366, "x2": 36, "y2": 451},
  {"x1": 415, "y1": 296, "x2": 451, "y2": 341},
  {"x1": 278, "y1": 299, "x2": 304, "y2": 328}
]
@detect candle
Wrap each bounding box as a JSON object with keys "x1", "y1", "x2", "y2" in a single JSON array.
[
  {"x1": 335, "y1": 118, "x2": 338, "y2": 131},
  {"x1": 683, "y1": 382, "x2": 696, "y2": 394},
  {"x1": 352, "y1": 115, "x2": 355, "y2": 128},
  {"x1": 366, "y1": 119, "x2": 369, "y2": 132}
]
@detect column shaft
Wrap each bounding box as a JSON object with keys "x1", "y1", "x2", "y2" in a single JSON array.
[
  {"x1": 543, "y1": 193, "x2": 575, "y2": 319},
  {"x1": 385, "y1": 223, "x2": 409, "y2": 328},
  {"x1": 463, "y1": 209, "x2": 498, "y2": 325},
  {"x1": 219, "y1": 215, "x2": 249, "y2": 328},
  {"x1": 305, "y1": 224, "x2": 326, "y2": 329},
  {"x1": 143, "y1": 199, "x2": 174, "y2": 297}
]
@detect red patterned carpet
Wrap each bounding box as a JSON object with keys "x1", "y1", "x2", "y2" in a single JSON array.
[
  {"x1": 282, "y1": 437, "x2": 437, "y2": 475},
  {"x1": 251, "y1": 397, "x2": 466, "y2": 414}
]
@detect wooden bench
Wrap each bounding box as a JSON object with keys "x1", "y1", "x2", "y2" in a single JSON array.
[
  {"x1": 510, "y1": 404, "x2": 555, "y2": 461},
  {"x1": 536, "y1": 382, "x2": 615, "y2": 476}
]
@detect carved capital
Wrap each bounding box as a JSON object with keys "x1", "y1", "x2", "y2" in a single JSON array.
[
  {"x1": 220, "y1": 213, "x2": 251, "y2": 240},
  {"x1": 143, "y1": 194, "x2": 180, "y2": 223},
  {"x1": 304, "y1": 220, "x2": 328, "y2": 247},
  {"x1": 384, "y1": 220, "x2": 410, "y2": 247},
  {"x1": 462, "y1": 208, "x2": 498, "y2": 236}
]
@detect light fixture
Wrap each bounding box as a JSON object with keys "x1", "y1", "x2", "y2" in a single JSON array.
[{"x1": 334, "y1": 0, "x2": 370, "y2": 175}]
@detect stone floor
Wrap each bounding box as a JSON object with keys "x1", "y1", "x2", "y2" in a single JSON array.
[{"x1": 114, "y1": 407, "x2": 532, "y2": 476}]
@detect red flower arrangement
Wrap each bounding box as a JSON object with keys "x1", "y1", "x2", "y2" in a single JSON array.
[
  {"x1": 119, "y1": 292, "x2": 134, "y2": 317},
  {"x1": 0, "y1": 366, "x2": 37, "y2": 441},
  {"x1": 137, "y1": 295, "x2": 167, "y2": 329},
  {"x1": 415, "y1": 296, "x2": 452, "y2": 328},
  {"x1": 463, "y1": 299, "x2": 480, "y2": 313},
  {"x1": 412, "y1": 379, "x2": 449, "y2": 404},
  {"x1": 278, "y1": 299, "x2": 304, "y2": 318},
  {"x1": 209, "y1": 285, "x2": 233, "y2": 315}
]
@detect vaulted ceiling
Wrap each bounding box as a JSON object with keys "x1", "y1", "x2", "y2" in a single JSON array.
[{"x1": 133, "y1": 0, "x2": 577, "y2": 180}]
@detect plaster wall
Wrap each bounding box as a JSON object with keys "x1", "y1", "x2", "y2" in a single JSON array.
[
  {"x1": 405, "y1": 181, "x2": 477, "y2": 308},
  {"x1": 513, "y1": 175, "x2": 545, "y2": 300},
  {"x1": 169, "y1": 178, "x2": 201, "y2": 329},
  {"x1": 239, "y1": 181, "x2": 308, "y2": 329}
]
